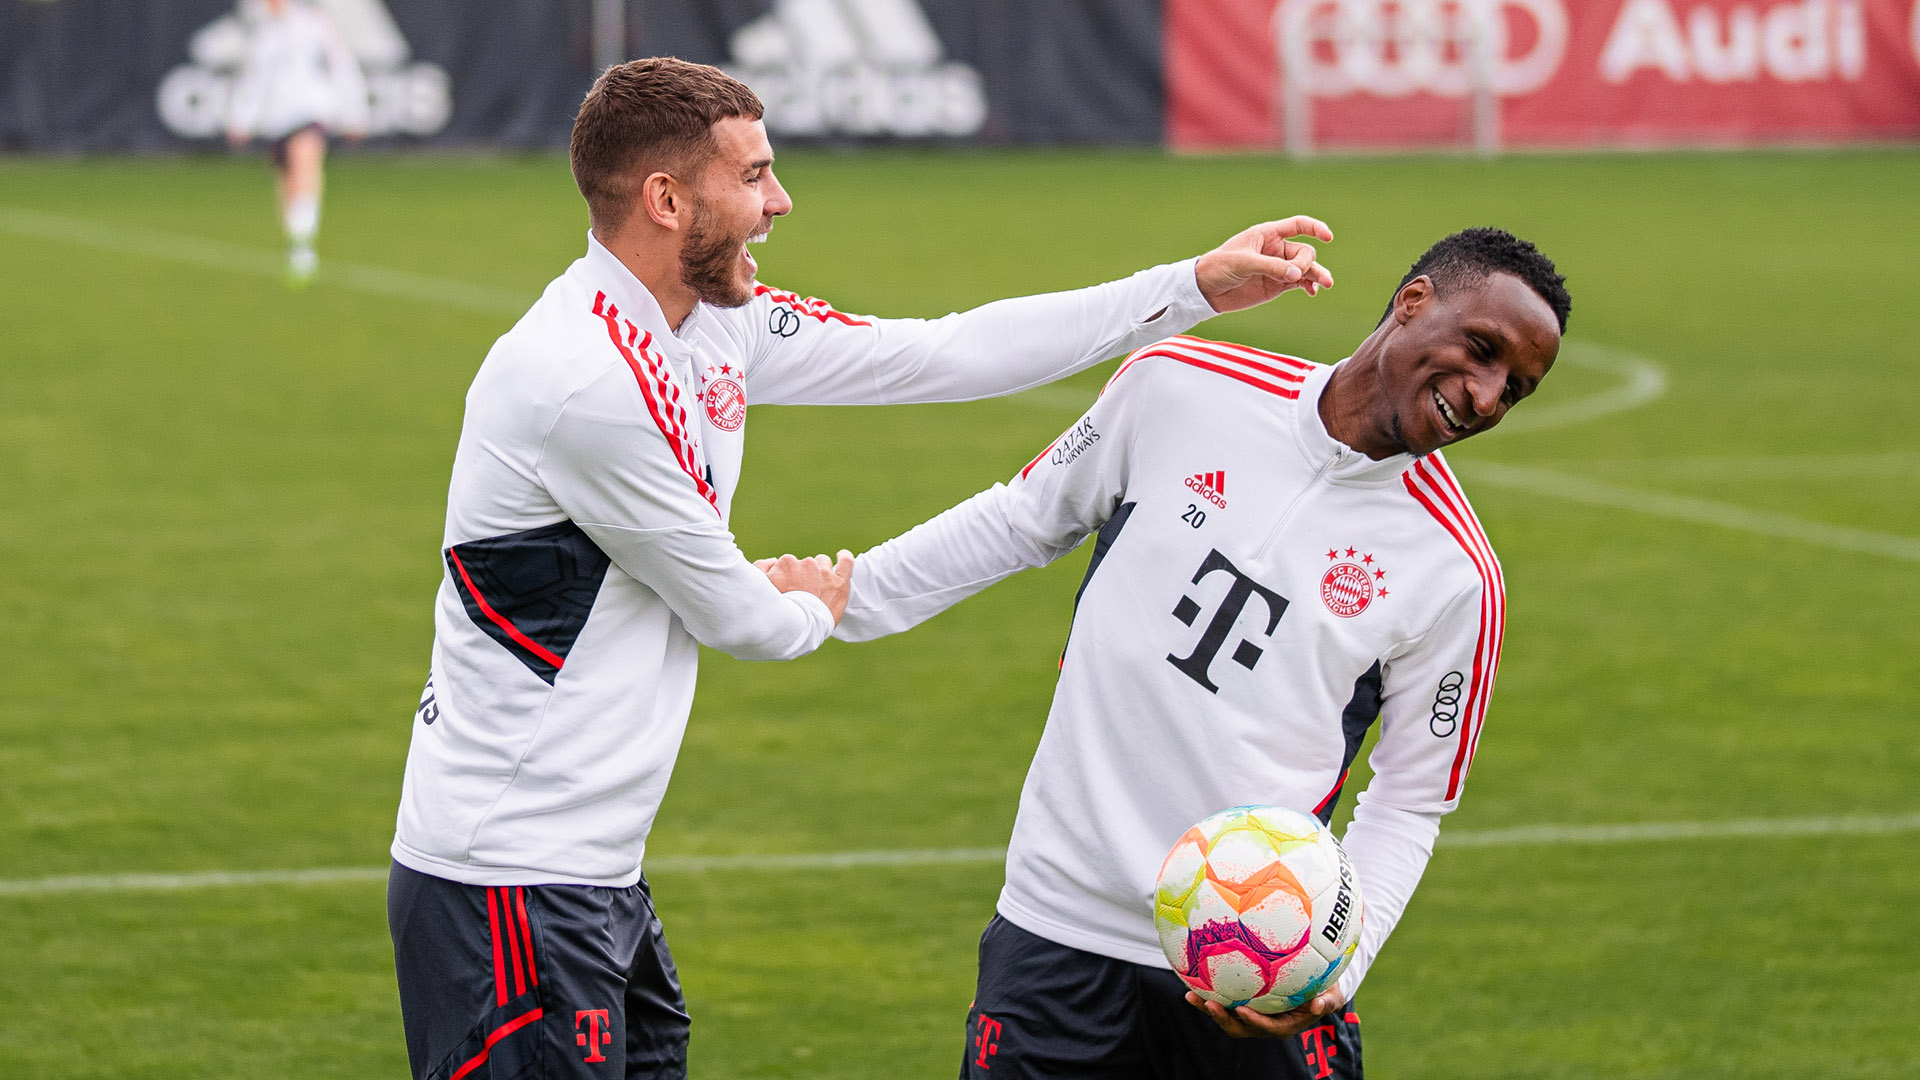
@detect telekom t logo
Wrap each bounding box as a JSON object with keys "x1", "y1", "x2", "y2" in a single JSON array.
[
  {"x1": 1167, "y1": 549, "x2": 1289, "y2": 692},
  {"x1": 972, "y1": 1013, "x2": 1002, "y2": 1069},
  {"x1": 575, "y1": 1009, "x2": 612, "y2": 1064},
  {"x1": 1300, "y1": 1023, "x2": 1340, "y2": 1078}
]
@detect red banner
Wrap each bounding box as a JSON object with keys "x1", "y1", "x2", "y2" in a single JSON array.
[{"x1": 1167, "y1": 0, "x2": 1920, "y2": 149}]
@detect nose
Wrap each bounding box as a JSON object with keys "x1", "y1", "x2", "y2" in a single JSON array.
[
  {"x1": 765, "y1": 170, "x2": 793, "y2": 219},
  {"x1": 1467, "y1": 370, "x2": 1504, "y2": 418}
]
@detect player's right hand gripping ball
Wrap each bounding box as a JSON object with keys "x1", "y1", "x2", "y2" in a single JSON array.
[{"x1": 1153, "y1": 805, "x2": 1363, "y2": 1014}]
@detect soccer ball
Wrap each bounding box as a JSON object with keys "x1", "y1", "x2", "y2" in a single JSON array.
[{"x1": 1152, "y1": 805, "x2": 1363, "y2": 1014}]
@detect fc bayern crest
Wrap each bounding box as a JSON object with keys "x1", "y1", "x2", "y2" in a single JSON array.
[
  {"x1": 703, "y1": 377, "x2": 746, "y2": 432},
  {"x1": 1320, "y1": 546, "x2": 1389, "y2": 618}
]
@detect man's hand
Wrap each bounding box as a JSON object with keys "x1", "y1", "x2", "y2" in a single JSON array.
[
  {"x1": 1184, "y1": 984, "x2": 1346, "y2": 1040},
  {"x1": 1194, "y1": 216, "x2": 1335, "y2": 313},
  {"x1": 756, "y1": 550, "x2": 855, "y2": 623}
]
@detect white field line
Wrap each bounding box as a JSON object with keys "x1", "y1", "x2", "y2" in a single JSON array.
[
  {"x1": 3, "y1": 814, "x2": 1914, "y2": 897},
  {"x1": 1484, "y1": 339, "x2": 1668, "y2": 435},
  {"x1": 0, "y1": 206, "x2": 528, "y2": 316},
  {"x1": 1462, "y1": 462, "x2": 1920, "y2": 563},
  {"x1": 1535, "y1": 451, "x2": 1920, "y2": 482}
]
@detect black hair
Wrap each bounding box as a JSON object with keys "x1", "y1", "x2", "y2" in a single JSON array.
[{"x1": 1380, "y1": 227, "x2": 1571, "y2": 332}]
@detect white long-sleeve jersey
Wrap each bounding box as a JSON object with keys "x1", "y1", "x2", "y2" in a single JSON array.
[
  {"x1": 835, "y1": 337, "x2": 1506, "y2": 999},
  {"x1": 392, "y1": 233, "x2": 1215, "y2": 888},
  {"x1": 226, "y1": 1, "x2": 370, "y2": 140}
]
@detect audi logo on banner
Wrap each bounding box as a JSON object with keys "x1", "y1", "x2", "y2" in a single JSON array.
[{"x1": 1276, "y1": 0, "x2": 1570, "y2": 97}]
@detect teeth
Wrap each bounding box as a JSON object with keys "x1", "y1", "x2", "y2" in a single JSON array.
[
  {"x1": 1434, "y1": 390, "x2": 1465, "y2": 431},
  {"x1": 747, "y1": 233, "x2": 768, "y2": 244}
]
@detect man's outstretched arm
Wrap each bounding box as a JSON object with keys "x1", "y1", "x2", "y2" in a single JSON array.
[
  {"x1": 830, "y1": 358, "x2": 1166, "y2": 642},
  {"x1": 742, "y1": 218, "x2": 1332, "y2": 407}
]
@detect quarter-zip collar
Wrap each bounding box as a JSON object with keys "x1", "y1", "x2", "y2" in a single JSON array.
[
  {"x1": 577, "y1": 232, "x2": 702, "y2": 367},
  {"x1": 1293, "y1": 359, "x2": 1417, "y2": 487}
]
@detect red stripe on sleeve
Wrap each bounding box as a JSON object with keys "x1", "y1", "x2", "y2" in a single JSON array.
[
  {"x1": 753, "y1": 284, "x2": 874, "y2": 327},
  {"x1": 451, "y1": 549, "x2": 566, "y2": 672},
  {"x1": 1421, "y1": 458, "x2": 1506, "y2": 774},
  {"x1": 591, "y1": 293, "x2": 720, "y2": 514},
  {"x1": 486, "y1": 887, "x2": 508, "y2": 1008},
  {"x1": 1171, "y1": 334, "x2": 1316, "y2": 371},
  {"x1": 1139, "y1": 350, "x2": 1301, "y2": 399},
  {"x1": 1402, "y1": 460, "x2": 1503, "y2": 800},
  {"x1": 1019, "y1": 442, "x2": 1052, "y2": 480},
  {"x1": 1162, "y1": 337, "x2": 1311, "y2": 382}
]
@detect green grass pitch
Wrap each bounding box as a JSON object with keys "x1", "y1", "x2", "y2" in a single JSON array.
[{"x1": 1, "y1": 147, "x2": 1917, "y2": 1078}]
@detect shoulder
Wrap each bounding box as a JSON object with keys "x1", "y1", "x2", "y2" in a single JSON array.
[
  {"x1": 1395, "y1": 453, "x2": 1504, "y2": 599},
  {"x1": 1106, "y1": 334, "x2": 1320, "y2": 403},
  {"x1": 749, "y1": 283, "x2": 874, "y2": 329},
  {"x1": 476, "y1": 275, "x2": 628, "y2": 402},
  {"x1": 703, "y1": 283, "x2": 876, "y2": 363}
]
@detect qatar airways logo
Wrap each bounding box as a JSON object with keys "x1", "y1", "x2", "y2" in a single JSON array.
[
  {"x1": 726, "y1": 0, "x2": 988, "y2": 137},
  {"x1": 1600, "y1": 0, "x2": 1867, "y2": 83},
  {"x1": 156, "y1": 0, "x2": 451, "y2": 139}
]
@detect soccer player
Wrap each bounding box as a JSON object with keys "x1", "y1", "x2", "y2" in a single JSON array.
[
  {"x1": 834, "y1": 228, "x2": 1569, "y2": 1079},
  {"x1": 387, "y1": 57, "x2": 1334, "y2": 1080},
  {"x1": 224, "y1": 0, "x2": 368, "y2": 283}
]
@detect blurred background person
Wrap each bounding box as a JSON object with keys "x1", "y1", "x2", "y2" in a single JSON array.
[{"x1": 223, "y1": 0, "x2": 368, "y2": 284}]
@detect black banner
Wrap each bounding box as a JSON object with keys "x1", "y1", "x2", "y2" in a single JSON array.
[{"x1": 0, "y1": 0, "x2": 1162, "y2": 151}]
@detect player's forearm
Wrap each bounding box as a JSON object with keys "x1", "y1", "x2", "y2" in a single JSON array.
[
  {"x1": 834, "y1": 482, "x2": 1068, "y2": 642},
  {"x1": 1336, "y1": 796, "x2": 1442, "y2": 1000},
  {"x1": 579, "y1": 521, "x2": 834, "y2": 661},
  {"x1": 865, "y1": 258, "x2": 1213, "y2": 404}
]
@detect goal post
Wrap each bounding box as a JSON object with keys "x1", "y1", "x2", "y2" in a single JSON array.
[{"x1": 1272, "y1": 0, "x2": 1504, "y2": 159}]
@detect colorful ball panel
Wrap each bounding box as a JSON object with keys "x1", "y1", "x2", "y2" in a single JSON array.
[{"x1": 1152, "y1": 805, "x2": 1365, "y2": 1015}]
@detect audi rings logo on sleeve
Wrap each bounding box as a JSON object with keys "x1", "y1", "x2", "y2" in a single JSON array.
[
  {"x1": 768, "y1": 304, "x2": 801, "y2": 337},
  {"x1": 1429, "y1": 671, "x2": 1465, "y2": 737},
  {"x1": 1275, "y1": 0, "x2": 1570, "y2": 98}
]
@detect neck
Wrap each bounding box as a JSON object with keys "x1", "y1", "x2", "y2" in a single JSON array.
[
  {"x1": 1318, "y1": 330, "x2": 1398, "y2": 460},
  {"x1": 593, "y1": 225, "x2": 697, "y2": 331}
]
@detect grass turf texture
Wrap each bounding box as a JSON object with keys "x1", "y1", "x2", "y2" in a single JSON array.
[{"x1": 1, "y1": 148, "x2": 1916, "y2": 1078}]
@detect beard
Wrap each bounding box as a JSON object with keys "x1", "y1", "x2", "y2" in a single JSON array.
[{"x1": 678, "y1": 201, "x2": 754, "y2": 309}]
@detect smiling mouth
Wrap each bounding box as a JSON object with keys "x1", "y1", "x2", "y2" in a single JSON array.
[
  {"x1": 740, "y1": 230, "x2": 768, "y2": 274},
  {"x1": 1433, "y1": 389, "x2": 1468, "y2": 435}
]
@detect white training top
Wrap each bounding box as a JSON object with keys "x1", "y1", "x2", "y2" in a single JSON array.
[
  {"x1": 391, "y1": 233, "x2": 1215, "y2": 888},
  {"x1": 226, "y1": 1, "x2": 370, "y2": 140},
  {"x1": 836, "y1": 337, "x2": 1506, "y2": 999}
]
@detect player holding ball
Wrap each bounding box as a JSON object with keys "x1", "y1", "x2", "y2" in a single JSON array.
[{"x1": 835, "y1": 228, "x2": 1568, "y2": 1079}]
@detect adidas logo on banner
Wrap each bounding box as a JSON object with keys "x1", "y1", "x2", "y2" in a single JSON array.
[
  {"x1": 156, "y1": 0, "x2": 451, "y2": 139},
  {"x1": 726, "y1": 0, "x2": 988, "y2": 138},
  {"x1": 1185, "y1": 470, "x2": 1227, "y2": 508}
]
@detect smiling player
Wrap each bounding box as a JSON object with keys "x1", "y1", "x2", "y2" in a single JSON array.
[
  {"x1": 387, "y1": 56, "x2": 1339, "y2": 1080},
  {"x1": 835, "y1": 228, "x2": 1569, "y2": 1079}
]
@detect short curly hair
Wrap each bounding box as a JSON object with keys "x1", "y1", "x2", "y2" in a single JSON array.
[
  {"x1": 1382, "y1": 227, "x2": 1571, "y2": 332},
  {"x1": 570, "y1": 57, "x2": 764, "y2": 233}
]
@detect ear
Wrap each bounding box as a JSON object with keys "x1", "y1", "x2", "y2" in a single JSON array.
[
  {"x1": 639, "y1": 170, "x2": 688, "y2": 232},
  {"x1": 1392, "y1": 275, "x2": 1434, "y2": 325}
]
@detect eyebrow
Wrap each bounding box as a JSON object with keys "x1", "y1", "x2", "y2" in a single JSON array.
[
  {"x1": 1467, "y1": 319, "x2": 1515, "y2": 352},
  {"x1": 746, "y1": 157, "x2": 773, "y2": 172}
]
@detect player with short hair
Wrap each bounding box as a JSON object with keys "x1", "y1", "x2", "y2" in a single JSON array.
[
  {"x1": 835, "y1": 228, "x2": 1570, "y2": 1079},
  {"x1": 388, "y1": 56, "x2": 1336, "y2": 1080},
  {"x1": 224, "y1": 0, "x2": 369, "y2": 284}
]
